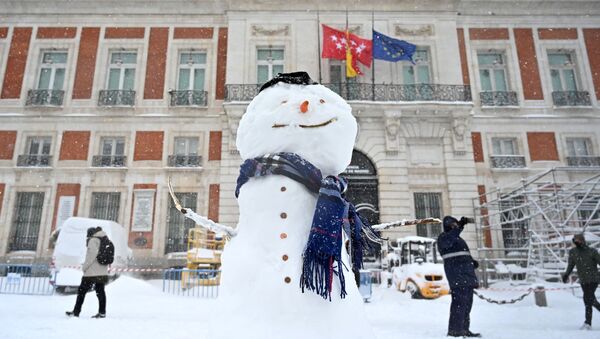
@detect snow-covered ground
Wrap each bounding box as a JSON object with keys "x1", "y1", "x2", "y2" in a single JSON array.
[{"x1": 0, "y1": 276, "x2": 598, "y2": 339}]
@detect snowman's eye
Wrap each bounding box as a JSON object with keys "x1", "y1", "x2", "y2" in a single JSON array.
[
  {"x1": 319, "y1": 99, "x2": 325, "y2": 104},
  {"x1": 281, "y1": 100, "x2": 287, "y2": 104}
]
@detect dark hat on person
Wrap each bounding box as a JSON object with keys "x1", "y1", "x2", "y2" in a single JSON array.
[
  {"x1": 573, "y1": 233, "x2": 586, "y2": 244},
  {"x1": 443, "y1": 216, "x2": 459, "y2": 232},
  {"x1": 86, "y1": 227, "x2": 97, "y2": 238},
  {"x1": 258, "y1": 71, "x2": 318, "y2": 93}
]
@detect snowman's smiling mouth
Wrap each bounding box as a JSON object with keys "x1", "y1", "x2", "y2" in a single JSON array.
[{"x1": 272, "y1": 117, "x2": 337, "y2": 129}]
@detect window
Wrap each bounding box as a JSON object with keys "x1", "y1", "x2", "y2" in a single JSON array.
[
  {"x1": 101, "y1": 137, "x2": 125, "y2": 156},
  {"x1": 166, "y1": 192, "x2": 197, "y2": 253},
  {"x1": 18, "y1": 136, "x2": 52, "y2": 166},
  {"x1": 37, "y1": 51, "x2": 67, "y2": 91},
  {"x1": 177, "y1": 52, "x2": 206, "y2": 91},
  {"x1": 414, "y1": 192, "x2": 442, "y2": 238},
  {"x1": 90, "y1": 192, "x2": 120, "y2": 222},
  {"x1": 477, "y1": 52, "x2": 508, "y2": 92},
  {"x1": 402, "y1": 48, "x2": 430, "y2": 84},
  {"x1": 107, "y1": 50, "x2": 137, "y2": 90},
  {"x1": 9, "y1": 192, "x2": 45, "y2": 251},
  {"x1": 499, "y1": 196, "x2": 529, "y2": 249},
  {"x1": 492, "y1": 138, "x2": 518, "y2": 155},
  {"x1": 257, "y1": 48, "x2": 284, "y2": 84},
  {"x1": 566, "y1": 138, "x2": 591, "y2": 156},
  {"x1": 548, "y1": 51, "x2": 578, "y2": 92},
  {"x1": 174, "y1": 137, "x2": 199, "y2": 156}
]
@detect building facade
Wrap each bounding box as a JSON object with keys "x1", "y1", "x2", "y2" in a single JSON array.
[{"x1": 0, "y1": 0, "x2": 599, "y2": 266}]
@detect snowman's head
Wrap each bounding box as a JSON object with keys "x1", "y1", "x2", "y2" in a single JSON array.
[{"x1": 236, "y1": 73, "x2": 357, "y2": 176}]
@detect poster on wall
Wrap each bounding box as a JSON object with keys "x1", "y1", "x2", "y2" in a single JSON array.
[
  {"x1": 131, "y1": 189, "x2": 155, "y2": 232},
  {"x1": 57, "y1": 196, "x2": 76, "y2": 229}
]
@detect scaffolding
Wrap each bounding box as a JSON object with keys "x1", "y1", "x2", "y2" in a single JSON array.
[{"x1": 473, "y1": 167, "x2": 600, "y2": 286}]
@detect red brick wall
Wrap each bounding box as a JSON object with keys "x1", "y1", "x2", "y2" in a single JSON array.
[
  {"x1": 457, "y1": 28, "x2": 470, "y2": 85},
  {"x1": 208, "y1": 131, "x2": 222, "y2": 161},
  {"x1": 51, "y1": 184, "x2": 81, "y2": 231},
  {"x1": 469, "y1": 28, "x2": 509, "y2": 40},
  {"x1": 36, "y1": 27, "x2": 77, "y2": 39},
  {"x1": 477, "y1": 185, "x2": 492, "y2": 248},
  {"x1": 215, "y1": 27, "x2": 228, "y2": 100},
  {"x1": 59, "y1": 131, "x2": 90, "y2": 161},
  {"x1": 584, "y1": 29, "x2": 600, "y2": 100},
  {"x1": 72, "y1": 27, "x2": 100, "y2": 99},
  {"x1": 143, "y1": 28, "x2": 169, "y2": 100},
  {"x1": 471, "y1": 132, "x2": 484, "y2": 163},
  {"x1": 128, "y1": 184, "x2": 157, "y2": 249},
  {"x1": 514, "y1": 28, "x2": 544, "y2": 100},
  {"x1": 173, "y1": 27, "x2": 214, "y2": 39},
  {"x1": 0, "y1": 183, "x2": 5, "y2": 216},
  {"x1": 1, "y1": 27, "x2": 32, "y2": 99},
  {"x1": 133, "y1": 131, "x2": 164, "y2": 161},
  {"x1": 538, "y1": 28, "x2": 578, "y2": 40},
  {"x1": 0, "y1": 28, "x2": 7, "y2": 39},
  {"x1": 0, "y1": 131, "x2": 17, "y2": 159},
  {"x1": 208, "y1": 184, "x2": 220, "y2": 222},
  {"x1": 104, "y1": 27, "x2": 145, "y2": 39},
  {"x1": 527, "y1": 132, "x2": 559, "y2": 161}
]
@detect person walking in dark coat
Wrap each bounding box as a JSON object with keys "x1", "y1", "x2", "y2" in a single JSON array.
[
  {"x1": 562, "y1": 233, "x2": 600, "y2": 330},
  {"x1": 66, "y1": 227, "x2": 109, "y2": 318},
  {"x1": 437, "y1": 216, "x2": 481, "y2": 338}
]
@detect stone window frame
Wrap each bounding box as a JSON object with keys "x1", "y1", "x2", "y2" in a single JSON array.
[{"x1": 89, "y1": 131, "x2": 131, "y2": 167}]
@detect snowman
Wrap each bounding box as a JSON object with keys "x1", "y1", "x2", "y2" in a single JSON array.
[{"x1": 170, "y1": 72, "x2": 380, "y2": 339}]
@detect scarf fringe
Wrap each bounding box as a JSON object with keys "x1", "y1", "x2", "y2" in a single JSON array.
[{"x1": 300, "y1": 248, "x2": 347, "y2": 301}]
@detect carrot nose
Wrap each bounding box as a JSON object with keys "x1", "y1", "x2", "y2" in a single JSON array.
[{"x1": 300, "y1": 100, "x2": 309, "y2": 113}]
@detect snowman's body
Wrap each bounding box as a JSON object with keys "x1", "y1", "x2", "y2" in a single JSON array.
[{"x1": 209, "y1": 76, "x2": 374, "y2": 339}]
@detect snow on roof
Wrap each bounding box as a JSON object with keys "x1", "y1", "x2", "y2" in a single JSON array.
[{"x1": 396, "y1": 236, "x2": 436, "y2": 243}]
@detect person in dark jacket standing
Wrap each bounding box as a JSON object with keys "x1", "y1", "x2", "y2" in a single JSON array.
[
  {"x1": 66, "y1": 227, "x2": 109, "y2": 318},
  {"x1": 562, "y1": 233, "x2": 600, "y2": 330},
  {"x1": 437, "y1": 216, "x2": 481, "y2": 338}
]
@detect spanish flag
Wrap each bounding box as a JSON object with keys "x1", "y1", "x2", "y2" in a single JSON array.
[{"x1": 345, "y1": 30, "x2": 358, "y2": 78}]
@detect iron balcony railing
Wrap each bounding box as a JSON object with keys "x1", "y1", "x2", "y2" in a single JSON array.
[
  {"x1": 169, "y1": 90, "x2": 208, "y2": 107},
  {"x1": 479, "y1": 91, "x2": 518, "y2": 106},
  {"x1": 26, "y1": 89, "x2": 65, "y2": 106},
  {"x1": 7, "y1": 235, "x2": 40, "y2": 251},
  {"x1": 490, "y1": 155, "x2": 526, "y2": 169},
  {"x1": 567, "y1": 156, "x2": 600, "y2": 167},
  {"x1": 552, "y1": 91, "x2": 591, "y2": 107},
  {"x1": 225, "y1": 83, "x2": 472, "y2": 102},
  {"x1": 17, "y1": 155, "x2": 52, "y2": 167},
  {"x1": 167, "y1": 155, "x2": 202, "y2": 167},
  {"x1": 92, "y1": 155, "x2": 127, "y2": 167},
  {"x1": 98, "y1": 90, "x2": 135, "y2": 106}
]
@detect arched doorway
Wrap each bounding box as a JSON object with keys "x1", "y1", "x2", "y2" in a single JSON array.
[{"x1": 342, "y1": 150, "x2": 380, "y2": 226}]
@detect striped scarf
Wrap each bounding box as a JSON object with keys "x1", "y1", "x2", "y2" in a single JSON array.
[{"x1": 235, "y1": 152, "x2": 381, "y2": 300}]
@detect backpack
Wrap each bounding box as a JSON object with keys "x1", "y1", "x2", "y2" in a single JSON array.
[{"x1": 96, "y1": 236, "x2": 115, "y2": 265}]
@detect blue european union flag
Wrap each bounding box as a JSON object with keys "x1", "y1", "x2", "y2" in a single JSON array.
[{"x1": 372, "y1": 30, "x2": 417, "y2": 63}]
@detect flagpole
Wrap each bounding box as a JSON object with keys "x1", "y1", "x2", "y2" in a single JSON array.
[
  {"x1": 345, "y1": 8, "x2": 349, "y2": 99},
  {"x1": 371, "y1": 10, "x2": 375, "y2": 101},
  {"x1": 316, "y1": 9, "x2": 322, "y2": 83}
]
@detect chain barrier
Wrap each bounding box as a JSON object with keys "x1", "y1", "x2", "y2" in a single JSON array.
[{"x1": 473, "y1": 288, "x2": 533, "y2": 305}]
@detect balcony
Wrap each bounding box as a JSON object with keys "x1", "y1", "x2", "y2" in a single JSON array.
[
  {"x1": 479, "y1": 91, "x2": 518, "y2": 106},
  {"x1": 17, "y1": 155, "x2": 52, "y2": 167},
  {"x1": 26, "y1": 89, "x2": 65, "y2": 106},
  {"x1": 552, "y1": 91, "x2": 591, "y2": 107},
  {"x1": 92, "y1": 155, "x2": 127, "y2": 167},
  {"x1": 490, "y1": 155, "x2": 526, "y2": 169},
  {"x1": 167, "y1": 155, "x2": 202, "y2": 167},
  {"x1": 98, "y1": 90, "x2": 135, "y2": 106},
  {"x1": 567, "y1": 156, "x2": 600, "y2": 167},
  {"x1": 169, "y1": 90, "x2": 208, "y2": 107},
  {"x1": 225, "y1": 83, "x2": 472, "y2": 102}
]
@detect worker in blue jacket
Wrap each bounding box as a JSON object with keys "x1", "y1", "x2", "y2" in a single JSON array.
[{"x1": 437, "y1": 216, "x2": 481, "y2": 338}]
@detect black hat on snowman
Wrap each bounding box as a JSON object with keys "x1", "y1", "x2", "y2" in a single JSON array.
[{"x1": 258, "y1": 71, "x2": 318, "y2": 93}]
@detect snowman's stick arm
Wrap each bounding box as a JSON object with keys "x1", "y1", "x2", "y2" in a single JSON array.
[
  {"x1": 371, "y1": 218, "x2": 442, "y2": 231},
  {"x1": 168, "y1": 177, "x2": 237, "y2": 237}
]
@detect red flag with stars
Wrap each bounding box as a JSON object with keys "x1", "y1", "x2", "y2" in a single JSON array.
[{"x1": 321, "y1": 24, "x2": 372, "y2": 74}]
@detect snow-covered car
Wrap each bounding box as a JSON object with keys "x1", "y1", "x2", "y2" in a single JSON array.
[
  {"x1": 390, "y1": 236, "x2": 449, "y2": 299},
  {"x1": 50, "y1": 217, "x2": 132, "y2": 293}
]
